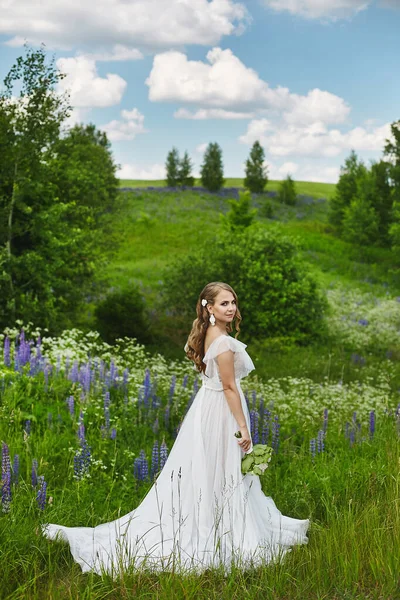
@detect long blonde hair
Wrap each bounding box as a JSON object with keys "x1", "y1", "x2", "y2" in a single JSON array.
[{"x1": 185, "y1": 282, "x2": 242, "y2": 374}]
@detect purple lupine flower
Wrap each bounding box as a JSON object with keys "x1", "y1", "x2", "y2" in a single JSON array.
[
  {"x1": 104, "y1": 391, "x2": 110, "y2": 430},
  {"x1": 244, "y1": 392, "x2": 250, "y2": 410},
  {"x1": 143, "y1": 369, "x2": 151, "y2": 408},
  {"x1": 133, "y1": 457, "x2": 141, "y2": 480},
  {"x1": 2, "y1": 443, "x2": 12, "y2": 512},
  {"x1": 31, "y1": 459, "x2": 38, "y2": 487},
  {"x1": 65, "y1": 356, "x2": 70, "y2": 377},
  {"x1": 109, "y1": 359, "x2": 117, "y2": 386},
  {"x1": 110, "y1": 428, "x2": 117, "y2": 440},
  {"x1": 151, "y1": 394, "x2": 161, "y2": 410},
  {"x1": 36, "y1": 475, "x2": 47, "y2": 510},
  {"x1": 74, "y1": 440, "x2": 91, "y2": 479},
  {"x1": 271, "y1": 414, "x2": 280, "y2": 453},
  {"x1": 69, "y1": 360, "x2": 79, "y2": 383},
  {"x1": 249, "y1": 410, "x2": 259, "y2": 444},
  {"x1": 349, "y1": 429, "x2": 355, "y2": 447},
  {"x1": 3, "y1": 336, "x2": 10, "y2": 367},
  {"x1": 150, "y1": 441, "x2": 159, "y2": 479},
  {"x1": 67, "y1": 395, "x2": 74, "y2": 417},
  {"x1": 323, "y1": 409, "x2": 328, "y2": 433},
  {"x1": 251, "y1": 390, "x2": 257, "y2": 410},
  {"x1": 139, "y1": 450, "x2": 149, "y2": 481},
  {"x1": 12, "y1": 454, "x2": 19, "y2": 484},
  {"x1": 261, "y1": 410, "x2": 270, "y2": 445},
  {"x1": 160, "y1": 440, "x2": 168, "y2": 469},
  {"x1": 358, "y1": 319, "x2": 369, "y2": 326},
  {"x1": 44, "y1": 364, "x2": 51, "y2": 390},
  {"x1": 74, "y1": 453, "x2": 83, "y2": 479},
  {"x1": 309, "y1": 438, "x2": 316, "y2": 459},
  {"x1": 25, "y1": 420, "x2": 31, "y2": 436},
  {"x1": 182, "y1": 374, "x2": 189, "y2": 389},
  {"x1": 369, "y1": 411, "x2": 375, "y2": 438},
  {"x1": 317, "y1": 430, "x2": 325, "y2": 453}
]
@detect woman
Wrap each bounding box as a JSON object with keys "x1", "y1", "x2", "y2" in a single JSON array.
[{"x1": 43, "y1": 281, "x2": 309, "y2": 575}]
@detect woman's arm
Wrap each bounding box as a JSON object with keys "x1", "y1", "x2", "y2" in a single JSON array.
[{"x1": 217, "y1": 350, "x2": 252, "y2": 452}]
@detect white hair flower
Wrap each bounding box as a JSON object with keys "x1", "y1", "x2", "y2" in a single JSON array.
[{"x1": 201, "y1": 299, "x2": 208, "y2": 307}]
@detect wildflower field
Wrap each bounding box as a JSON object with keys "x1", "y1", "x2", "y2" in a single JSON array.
[
  {"x1": 0, "y1": 317, "x2": 399, "y2": 599},
  {"x1": 1, "y1": 183, "x2": 400, "y2": 599}
]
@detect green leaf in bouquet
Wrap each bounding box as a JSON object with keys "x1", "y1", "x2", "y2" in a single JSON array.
[
  {"x1": 252, "y1": 465, "x2": 262, "y2": 476},
  {"x1": 253, "y1": 444, "x2": 269, "y2": 456},
  {"x1": 241, "y1": 454, "x2": 254, "y2": 472}
]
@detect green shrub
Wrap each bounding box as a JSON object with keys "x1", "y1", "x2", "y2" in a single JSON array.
[
  {"x1": 161, "y1": 223, "x2": 327, "y2": 344},
  {"x1": 220, "y1": 190, "x2": 257, "y2": 232},
  {"x1": 260, "y1": 199, "x2": 274, "y2": 219},
  {"x1": 278, "y1": 175, "x2": 297, "y2": 206},
  {"x1": 94, "y1": 286, "x2": 152, "y2": 344}
]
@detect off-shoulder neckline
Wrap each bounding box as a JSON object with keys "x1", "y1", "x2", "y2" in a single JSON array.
[{"x1": 203, "y1": 334, "x2": 230, "y2": 357}]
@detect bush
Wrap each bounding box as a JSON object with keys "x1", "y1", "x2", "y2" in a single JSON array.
[
  {"x1": 220, "y1": 190, "x2": 257, "y2": 232},
  {"x1": 94, "y1": 286, "x2": 152, "y2": 344},
  {"x1": 278, "y1": 175, "x2": 297, "y2": 206},
  {"x1": 161, "y1": 224, "x2": 327, "y2": 344}
]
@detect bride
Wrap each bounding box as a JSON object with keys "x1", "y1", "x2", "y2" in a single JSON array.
[{"x1": 43, "y1": 281, "x2": 309, "y2": 575}]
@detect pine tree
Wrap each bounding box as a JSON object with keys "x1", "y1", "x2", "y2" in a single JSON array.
[
  {"x1": 200, "y1": 143, "x2": 224, "y2": 192},
  {"x1": 277, "y1": 175, "x2": 297, "y2": 206},
  {"x1": 220, "y1": 190, "x2": 258, "y2": 232},
  {"x1": 342, "y1": 196, "x2": 380, "y2": 246},
  {"x1": 178, "y1": 151, "x2": 194, "y2": 187},
  {"x1": 244, "y1": 141, "x2": 268, "y2": 193},
  {"x1": 165, "y1": 147, "x2": 180, "y2": 187}
]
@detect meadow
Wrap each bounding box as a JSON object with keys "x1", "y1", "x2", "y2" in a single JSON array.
[{"x1": 1, "y1": 179, "x2": 400, "y2": 599}]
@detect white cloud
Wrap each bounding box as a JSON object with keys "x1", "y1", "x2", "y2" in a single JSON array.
[
  {"x1": 239, "y1": 119, "x2": 391, "y2": 158},
  {"x1": 267, "y1": 161, "x2": 300, "y2": 178},
  {"x1": 262, "y1": 0, "x2": 371, "y2": 20},
  {"x1": 1, "y1": 0, "x2": 249, "y2": 51},
  {"x1": 175, "y1": 108, "x2": 255, "y2": 120},
  {"x1": 88, "y1": 45, "x2": 144, "y2": 62},
  {"x1": 101, "y1": 108, "x2": 148, "y2": 141},
  {"x1": 146, "y1": 48, "x2": 291, "y2": 110},
  {"x1": 147, "y1": 48, "x2": 350, "y2": 132},
  {"x1": 56, "y1": 55, "x2": 127, "y2": 108},
  {"x1": 196, "y1": 143, "x2": 209, "y2": 154},
  {"x1": 118, "y1": 162, "x2": 166, "y2": 180}
]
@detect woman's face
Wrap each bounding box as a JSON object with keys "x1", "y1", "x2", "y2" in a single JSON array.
[{"x1": 209, "y1": 290, "x2": 237, "y2": 325}]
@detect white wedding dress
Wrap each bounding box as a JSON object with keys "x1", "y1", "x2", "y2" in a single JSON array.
[{"x1": 43, "y1": 335, "x2": 309, "y2": 575}]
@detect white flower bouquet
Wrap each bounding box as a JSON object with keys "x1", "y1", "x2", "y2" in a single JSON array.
[{"x1": 234, "y1": 430, "x2": 273, "y2": 476}]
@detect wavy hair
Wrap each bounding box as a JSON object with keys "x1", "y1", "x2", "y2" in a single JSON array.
[{"x1": 184, "y1": 281, "x2": 242, "y2": 374}]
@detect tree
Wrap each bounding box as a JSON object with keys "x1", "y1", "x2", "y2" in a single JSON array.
[
  {"x1": 244, "y1": 141, "x2": 268, "y2": 193},
  {"x1": 329, "y1": 150, "x2": 367, "y2": 232},
  {"x1": 200, "y1": 143, "x2": 224, "y2": 192},
  {"x1": 178, "y1": 151, "x2": 194, "y2": 187},
  {"x1": 384, "y1": 121, "x2": 400, "y2": 255},
  {"x1": 342, "y1": 196, "x2": 380, "y2": 246},
  {"x1": 165, "y1": 147, "x2": 180, "y2": 187},
  {"x1": 0, "y1": 45, "x2": 119, "y2": 332},
  {"x1": 278, "y1": 175, "x2": 297, "y2": 206},
  {"x1": 220, "y1": 190, "x2": 257, "y2": 232},
  {"x1": 161, "y1": 224, "x2": 327, "y2": 345}
]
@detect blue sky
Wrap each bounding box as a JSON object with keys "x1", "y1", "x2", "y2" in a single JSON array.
[{"x1": 0, "y1": 0, "x2": 399, "y2": 183}]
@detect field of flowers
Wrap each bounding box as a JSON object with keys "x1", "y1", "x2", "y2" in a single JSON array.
[{"x1": 0, "y1": 319, "x2": 399, "y2": 599}]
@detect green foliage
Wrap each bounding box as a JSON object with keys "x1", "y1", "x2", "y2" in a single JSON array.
[
  {"x1": 165, "y1": 147, "x2": 180, "y2": 187},
  {"x1": 0, "y1": 45, "x2": 120, "y2": 333},
  {"x1": 278, "y1": 175, "x2": 297, "y2": 206},
  {"x1": 178, "y1": 151, "x2": 195, "y2": 187},
  {"x1": 161, "y1": 223, "x2": 327, "y2": 344},
  {"x1": 244, "y1": 141, "x2": 268, "y2": 193},
  {"x1": 342, "y1": 196, "x2": 380, "y2": 246},
  {"x1": 200, "y1": 142, "x2": 225, "y2": 192},
  {"x1": 259, "y1": 199, "x2": 274, "y2": 219},
  {"x1": 329, "y1": 150, "x2": 367, "y2": 232},
  {"x1": 220, "y1": 190, "x2": 258, "y2": 232},
  {"x1": 94, "y1": 286, "x2": 152, "y2": 344}
]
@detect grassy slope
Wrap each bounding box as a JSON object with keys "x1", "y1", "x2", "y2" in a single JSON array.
[{"x1": 119, "y1": 178, "x2": 337, "y2": 200}]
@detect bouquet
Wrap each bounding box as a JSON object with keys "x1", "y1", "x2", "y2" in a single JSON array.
[{"x1": 234, "y1": 430, "x2": 273, "y2": 476}]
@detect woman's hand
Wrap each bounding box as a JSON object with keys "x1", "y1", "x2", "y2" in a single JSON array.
[{"x1": 237, "y1": 425, "x2": 252, "y2": 453}]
